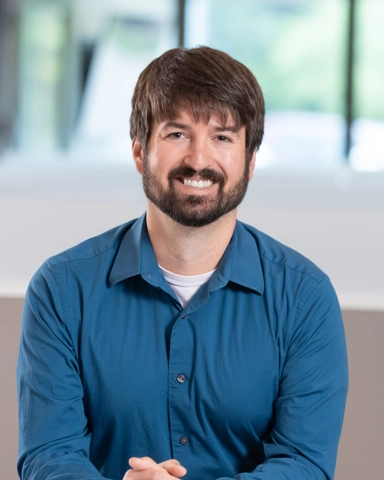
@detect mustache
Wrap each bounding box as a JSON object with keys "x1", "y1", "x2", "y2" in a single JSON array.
[{"x1": 168, "y1": 166, "x2": 225, "y2": 186}]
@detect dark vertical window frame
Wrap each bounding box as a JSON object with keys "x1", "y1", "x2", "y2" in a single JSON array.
[
  {"x1": 177, "y1": 0, "x2": 187, "y2": 48},
  {"x1": 0, "y1": 0, "x2": 20, "y2": 152},
  {"x1": 345, "y1": 0, "x2": 357, "y2": 161}
]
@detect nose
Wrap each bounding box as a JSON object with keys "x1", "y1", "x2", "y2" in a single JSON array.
[{"x1": 182, "y1": 137, "x2": 213, "y2": 171}]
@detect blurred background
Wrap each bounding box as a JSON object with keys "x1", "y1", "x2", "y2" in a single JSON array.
[
  {"x1": 0, "y1": 1, "x2": 383, "y2": 479},
  {"x1": 0, "y1": 0, "x2": 383, "y2": 169}
]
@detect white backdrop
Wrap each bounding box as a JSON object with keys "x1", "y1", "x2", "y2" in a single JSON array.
[{"x1": 0, "y1": 159, "x2": 383, "y2": 310}]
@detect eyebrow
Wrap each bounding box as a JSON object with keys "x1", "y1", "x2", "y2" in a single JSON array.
[
  {"x1": 214, "y1": 125, "x2": 240, "y2": 133},
  {"x1": 163, "y1": 122, "x2": 191, "y2": 130},
  {"x1": 162, "y1": 121, "x2": 240, "y2": 133}
]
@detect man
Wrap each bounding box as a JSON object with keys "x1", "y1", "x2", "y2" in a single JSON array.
[{"x1": 17, "y1": 46, "x2": 348, "y2": 480}]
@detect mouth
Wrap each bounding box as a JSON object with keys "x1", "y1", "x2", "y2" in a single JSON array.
[
  {"x1": 183, "y1": 178, "x2": 213, "y2": 189},
  {"x1": 169, "y1": 167, "x2": 224, "y2": 191}
]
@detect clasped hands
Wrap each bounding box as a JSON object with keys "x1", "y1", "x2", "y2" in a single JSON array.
[{"x1": 123, "y1": 456, "x2": 187, "y2": 480}]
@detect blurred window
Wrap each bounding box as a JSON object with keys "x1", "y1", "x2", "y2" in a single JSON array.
[
  {"x1": 73, "y1": 0, "x2": 177, "y2": 160},
  {"x1": 351, "y1": 0, "x2": 384, "y2": 171},
  {"x1": 186, "y1": 0, "x2": 347, "y2": 169},
  {"x1": 2, "y1": 0, "x2": 384, "y2": 170},
  {"x1": 18, "y1": 1, "x2": 70, "y2": 152},
  {"x1": 15, "y1": 0, "x2": 177, "y2": 160}
]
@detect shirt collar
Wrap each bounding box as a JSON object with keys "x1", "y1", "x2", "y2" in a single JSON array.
[
  {"x1": 109, "y1": 213, "x2": 162, "y2": 288},
  {"x1": 210, "y1": 220, "x2": 264, "y2": 295},
  {"x1": 109, "y1": 213, "x2": 264, "y2": 295}
]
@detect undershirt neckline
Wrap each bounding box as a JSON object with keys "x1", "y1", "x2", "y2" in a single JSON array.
[{"x1": 158, "y1": 264, "x2": 216, "y2": 308}]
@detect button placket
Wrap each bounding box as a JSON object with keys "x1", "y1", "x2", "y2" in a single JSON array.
[{"x1": 169, "y1": 310, "x2": 196, "y2": 455}]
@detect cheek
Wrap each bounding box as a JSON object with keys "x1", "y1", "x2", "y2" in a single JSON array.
[
  {"x1": 145, "y1": 157, "x2": 172, "y2": 188},
  {"x1": 148, "y1": 145, "x2": 175, "y2": 171},
  {"x1": 222, "y1": 152, "x2": 247, "y2": 178}
]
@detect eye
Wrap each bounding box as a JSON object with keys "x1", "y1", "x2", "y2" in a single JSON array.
[
  {"x1": 167, "y1": 132, "x2": 184, "y2": 139},
  {"x1": 217, "y1": 135, "x2": 231, "y2": 142}
]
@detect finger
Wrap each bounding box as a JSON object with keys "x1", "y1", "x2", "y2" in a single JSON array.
[
  {"x1": 158, "y1": 459, "x2": 181, "y2": 467},
  {"x1": 159, "y1": 460, "x2": 186, "y2": 477},
  {"x1": 129, "y1": 457, "x2": 158, "y2": 471},
  {"x1": 128, "y1": 457, "x2": 186, "y2": 478},
  {"x1": 162, "y1": 464, "x2": 187, "y2": 477}
]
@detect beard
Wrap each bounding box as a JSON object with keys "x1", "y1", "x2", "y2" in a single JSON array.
[{"x1": 142, "y1": 157, "x2": 250, "y2": 227}]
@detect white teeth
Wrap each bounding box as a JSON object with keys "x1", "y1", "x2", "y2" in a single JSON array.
[{"x1": 183, "y1": 179, "x2": 213, "y2": 188}]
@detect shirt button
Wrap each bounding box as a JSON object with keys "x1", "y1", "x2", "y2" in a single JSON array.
[
  {"x1": 180, "y1": 436, "x2": 189, "y2": 445},
  {"x1": 176, "y1": 374, "x2": 186, "y2": 383}
]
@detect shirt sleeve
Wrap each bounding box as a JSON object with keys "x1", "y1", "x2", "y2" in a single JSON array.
[
  {"x1": 218, "y1": 277, "x2": 348, "y2": 480},
  {"x1": 17, "y1": 261, "x2": 114, "y2": 480}
]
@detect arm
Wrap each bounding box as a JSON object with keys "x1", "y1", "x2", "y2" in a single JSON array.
[
  {"x1": 17, "y1": 261, "x2": 113, "y2": 480},
  {"x1": 219, "y1": 278, "x2": 349, "y2": 480}
]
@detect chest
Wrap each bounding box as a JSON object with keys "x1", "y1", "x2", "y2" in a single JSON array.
[{"x1": 78, "y1": 281, "x2": 280, "y2": 441}]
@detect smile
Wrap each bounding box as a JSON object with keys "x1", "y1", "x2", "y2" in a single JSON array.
[{"x1": 183, "y1": 179, "x2": 213, "y2": 188}]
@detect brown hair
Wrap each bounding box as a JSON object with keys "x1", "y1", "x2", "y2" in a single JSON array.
[{"x1": 130, "y1": 46, "x2": 265, "y2": 162}]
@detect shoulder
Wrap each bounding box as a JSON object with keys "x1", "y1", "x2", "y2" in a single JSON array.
[
  {"x1": 238, "y1": 221, "x2": 336, "y2": 318},
  {"x1": 239, "y1": 220, "x2": 327, "y2": 284},
  {"x1": 46, "y1": 219, "x2": 137, "y2": 267},
  {"x1": 25, "y1": 219, "x2": 140, "y2": 333},
  {"x1": 28, "y1": 218, "x2": 138, "y2": 298},
  {"x1": 238, "y1": 223, "x2": 342, "y2": 356}
]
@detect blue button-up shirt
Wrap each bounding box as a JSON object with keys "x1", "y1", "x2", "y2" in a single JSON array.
[{"x1": 17, "y1": 214, "x2": 348, "y2": 480}]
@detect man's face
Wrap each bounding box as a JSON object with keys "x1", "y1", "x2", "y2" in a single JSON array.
[{"x1": 133, "y1": 108, "x2": 255, "y2": 227}]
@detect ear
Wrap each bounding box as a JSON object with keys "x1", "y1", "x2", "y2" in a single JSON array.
[
  {"x1": 248, "y1": 150, "x2": 256, "y2": 181},
  {"x1": 132, "y1": 137, "x2": 144, "y2": 174}
]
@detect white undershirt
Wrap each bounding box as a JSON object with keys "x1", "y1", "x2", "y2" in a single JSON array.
[{"x1": 158, "y1": 265, "x2": 216, "y2": 308}]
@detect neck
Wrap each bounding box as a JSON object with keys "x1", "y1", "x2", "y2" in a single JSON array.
[{"x1": 146, "y1": 202, "x2": 237, "y2": 276}]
